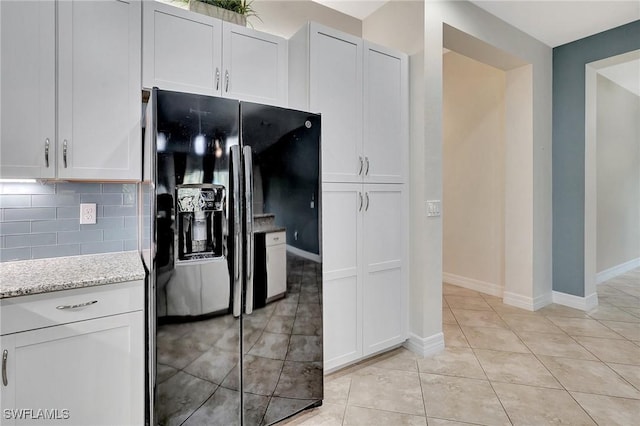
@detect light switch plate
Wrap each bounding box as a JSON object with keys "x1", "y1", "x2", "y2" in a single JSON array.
[
  {"x1": 80, "y1": 203, "x2": 97, "y2": 225},
  {"x1": 426, "y1": 200, "x2": 441, "y2": 217}
]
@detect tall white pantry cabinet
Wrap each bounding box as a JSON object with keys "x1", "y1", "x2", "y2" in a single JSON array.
[
  {"x1": 289, "y1": 22, "x2": 409, "y2": 371},
  {"x1": 0, "y1": 0, "x2": 142, "y2": 181}
]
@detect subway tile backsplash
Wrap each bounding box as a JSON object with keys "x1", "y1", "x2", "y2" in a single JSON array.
[{"x1": 0, "y1": 182, "x2": 138, "y2": 262}]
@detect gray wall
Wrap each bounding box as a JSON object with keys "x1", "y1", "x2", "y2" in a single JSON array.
[
  {"x1": 553, "y1": 20, "x2": 640, "y2": 296},
  {"x1": 0, "y1": 182, "x2": 138, "y2": 262}
]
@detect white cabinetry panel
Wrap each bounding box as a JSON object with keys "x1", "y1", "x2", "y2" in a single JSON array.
[
  {"x1": 362, "y1": 185, "x2": 406, "y2": 355},
  {"x1": 1, "y1": 312, "x2": 143, "y2": 426},
  {"x1": 0, "y1": 0, "x2": 141, "y2": 181},
  {"x1": 143, "y1": 2, "x2": 287, "y2": 106},
  {"x1": 310, "y1": 25, "x2": 363, "y2": 183},
  {"x1": 0, "y1": 281, "x2": 144, "y2": 426},
  {"x1": 322, "y1": 183, "x2": 363, "y2": 369},
  {"x1": 143, "y1": 2, "x2": 222, "y2": 96},
  {"x1": 0, "y1": 1, "x2": 56, "y2": 179},
  {"x1": 363, "y1": 43, "x2": 408, "y2": 184},
  {"x1": 223, "y1": 22, "x2": 287, "y2": 105},
  {"x1": 57, "y1": 0, "x2": 141, "y2": 180}
]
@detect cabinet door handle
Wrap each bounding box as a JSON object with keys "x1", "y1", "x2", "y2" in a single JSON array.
[
  {"x1": 364, "y1": 192, "x2": 370, "y2": 211},
  {"x1": 365, "y1": 157, "x2": 370, "y2": 176},
  {"x1": 2, "y1": 350, "x2": 7, "y2": 386},
  {"x1": 44, "y1": 138, "x2": 50, "y2": 168},
  {"x1": 56, "y1": 300, "x2": 98, "y2": 310},
  {"x1": 215, "y1": 68, "x2": 220, "y2": 90},
  {"x1": 63, "y1": 139, "x2": 68, "y2": 168},
  {"x1": 358, "y1": 192, "x2": 363, "y2": 211},
  {"x1": 358, "y1": 156, "x2": 363, "y2": 175},
  {"x1": 225, "y1": 70, "x2": 229, "y2": 92}
]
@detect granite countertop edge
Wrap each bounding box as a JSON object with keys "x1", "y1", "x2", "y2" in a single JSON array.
[{"x1": 0, "y1": 251, "x2": 146, "y2": 300}]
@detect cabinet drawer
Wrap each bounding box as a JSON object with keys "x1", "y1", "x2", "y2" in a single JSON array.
[
  {"x1": 1, "y1": 280, "x2": 144, "y2": 335},
  {"x1": 265, "y1": 231, "x2": 286, "y2": 247}
]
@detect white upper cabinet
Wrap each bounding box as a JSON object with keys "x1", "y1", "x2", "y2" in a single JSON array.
[
  {"x1": 289, "y1": 24, "x2": 408, "y2": 184},
  {"x1": 289, "y1": 23, "x2": 363, "y2": 183},
  {"x1": 0, "y1": 1, "x2": 56, "y2": 179},
  {"x1": 57, "y1": 0, "x2": 141, "y2": 180},
  {"x1": 143, "y1": 1, "x2": 223, "y2": 96},
  {"x1": 363, "y1": 42, "x2": 408, "y2": 184},
  {"x1": 222, "y1": 22, "x2": 287, "y2": 105},
  {"x1": 0, "y1": 0, "x2": 141, "y2": 181},
  {"x1": 143, "y1": 2, "x2": 288, "y2": 107}
]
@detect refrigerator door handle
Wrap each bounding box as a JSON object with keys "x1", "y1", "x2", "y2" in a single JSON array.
[
  {"x1": 243, "y1": 146, "x2": 254, "y2": 315},
  {"x1": 231, "y1": 145, "x2": 243, "y2": 317}
]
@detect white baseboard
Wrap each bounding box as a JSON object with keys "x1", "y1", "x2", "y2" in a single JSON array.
[
  {"x1": 286, "y1": 245, "x2": 321, "y2": 263},
  {"x1": 404, "y1": 332, "x2": 444, "y2": 358},
  {"x1": 443, "y1": 272, "x2": 503, "y2": 297},
  {"x1": 596, "y1": 257, "x2": 640, "y2": 284},
  {"x1": 552, "y1": 291, "x2": 599, "y2": 311},
  {"x1": 503, "y1": 291, "x2": 552, "y2": 311}
]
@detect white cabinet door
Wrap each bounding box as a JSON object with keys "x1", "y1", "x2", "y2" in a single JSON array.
[
  {"x1": 322, "y1": 183, "x2": 363, "y2": 370},
  {"x1": 363, "y1": 42, "x2": 408, "y2": 184},
  {"x1": 222, "y1": 22, "x2": 287, "y2": 106},
  {"x1": 57, "y1": 0, "x2": 141, "y2": 180},
  {"x1": 0, "y1": 0, "x2": 56, "y2": 179},
  {"x1": 362, "y1": 184, "x2": 406, "y2": 355},
  {"x1": 143, "y1": 1, "x2": 223, "y2": 96},
  {"x1": 266, "y1": 243, "x2": 287, "y2": 299},
  {"x1": 0, "y1": 312, "x2": 144, "y2": 426},
  {"x1": 309, "y1": 24, "x2": 363, "y2": 183}
]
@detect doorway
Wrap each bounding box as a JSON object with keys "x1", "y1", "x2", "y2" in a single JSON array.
[
  {"x1": 441, "y1": 25, "x2": 536, "y2": 310},
  {"x1": 585, "y1": 50, "x2": 640, "y2": 302}
]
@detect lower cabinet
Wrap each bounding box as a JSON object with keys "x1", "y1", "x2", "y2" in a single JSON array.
[
  {"x1": 0, "y1": 282, "x2": 144, "y2": 426},
  {"x1": 322, "y1": 183, "x2": 407, "y2": 371}
]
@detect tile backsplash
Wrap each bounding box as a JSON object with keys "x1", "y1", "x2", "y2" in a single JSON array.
[{"x1": 0, "y1": 182, "x2": 138, "y2": 262}]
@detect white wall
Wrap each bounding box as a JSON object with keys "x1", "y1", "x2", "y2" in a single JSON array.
[
  {"x1": 442, "y1": 51, "x2": 505, "y2": 295},
  {"x1": 596, "y1": 74, "x2": 640, "y2": 272}
]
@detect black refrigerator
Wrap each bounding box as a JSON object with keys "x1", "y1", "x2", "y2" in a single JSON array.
[{"x1": 142, "y1": 89, "x2": 323, "y2": 425}]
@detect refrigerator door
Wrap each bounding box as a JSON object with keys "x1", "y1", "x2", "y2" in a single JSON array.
[
  {"x1": 153, "y1": 90, "x2": 243, "y2": 425},
  {"x1": 241, "y1": 102, "x2": 323, "y2": 425}
]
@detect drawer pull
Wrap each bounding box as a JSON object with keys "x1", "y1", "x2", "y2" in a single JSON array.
[
  {"x1": 2, "y1": 350, "x2": 7, "y2": 386},
  {"x1": 56, "y1": 300, "x2": 98, "y2": 310},
  {"x1": 273, "y1": 237, "x2": 279, "y2": 241}
]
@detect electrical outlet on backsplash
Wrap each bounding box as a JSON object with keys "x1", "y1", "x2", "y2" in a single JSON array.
[{"x1": 0, "y1": 182, "x2": 139, "y2": 262}]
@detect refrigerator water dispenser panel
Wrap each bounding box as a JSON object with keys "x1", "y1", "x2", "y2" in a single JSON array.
[{"x1": 176, "y1": 184, "x2": 226, "y2": 261}]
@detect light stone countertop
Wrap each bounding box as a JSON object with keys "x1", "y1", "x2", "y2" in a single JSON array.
[{"x1": 0, "y1": 251, "x2": 146, "y2": 299}]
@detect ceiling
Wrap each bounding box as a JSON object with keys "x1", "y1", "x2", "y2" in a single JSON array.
[{"x1": 311, "y1": 0, "x2": 640, "y2": 47}]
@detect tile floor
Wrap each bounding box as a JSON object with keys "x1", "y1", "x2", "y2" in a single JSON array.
[{"x1": 283, "y1": 268, "x2": 640, "y2": 425}]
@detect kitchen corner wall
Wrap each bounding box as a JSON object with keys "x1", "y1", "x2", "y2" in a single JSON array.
[{"x1": 0, "y1": 182, "x2": 137, "y2": 262}]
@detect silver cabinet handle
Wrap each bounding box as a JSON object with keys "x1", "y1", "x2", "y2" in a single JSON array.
[
  {"x1": 63, "y1": 139, "x2": 68, "y2": 168},
  {"x1": 358, "y1": 156, "x2": 363, "y2": 175},
  {"x1": 2, "y1": 350, "x2": 7, "y2": 386},
  {"x1": 273, "y1": 237, "x2": 279, "y2": 241},
  {"x1": 56, "y1": 300, "x2": 98, "y2": 310},
  {"x1": 225, "y1": 70, "x2": 229, "y2": 92},
  {"x1": 215, "y1": 67, "x2": 220, "y2": 91},
  {"x1": 365, "y1": 157, "x2": 370, "y2": 176},
  {"x1": 359, "y1": 192, "x2": 363, "y2": 211},
  {"x1": 365, "y1": 192, "x2": 370, "y2": 211},
  {"x1": 44, "y1": 138, "x2": 50, "y2": 168}
]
